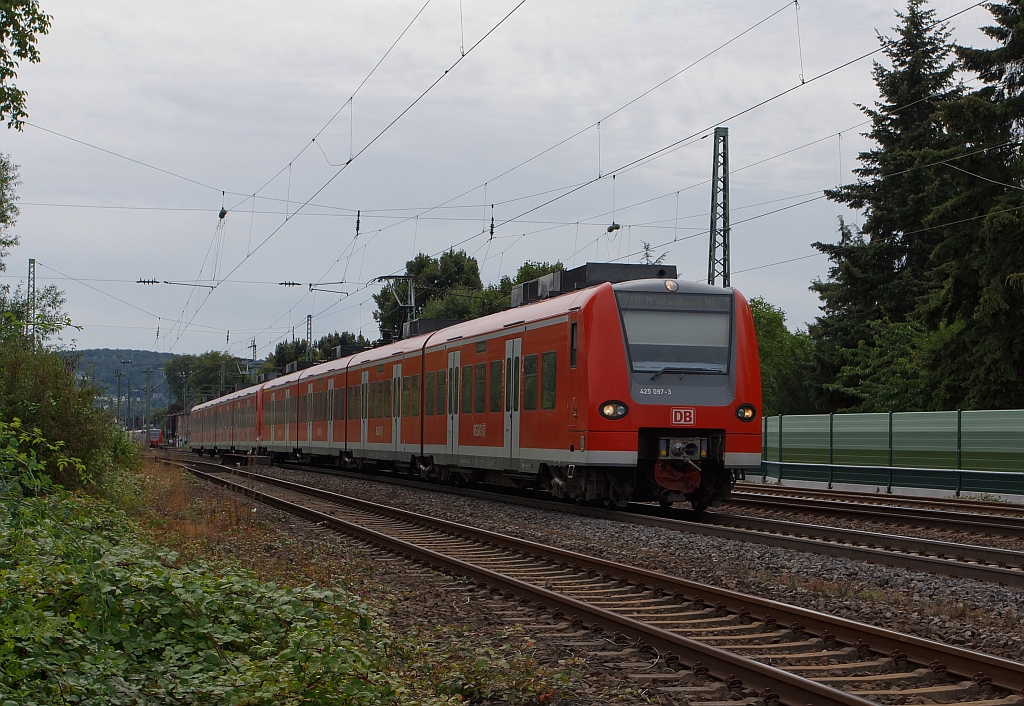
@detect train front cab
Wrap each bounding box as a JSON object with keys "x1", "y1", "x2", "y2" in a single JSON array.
[{"x1": 567, "y1": 278, "x2": 762, "y2": 510}]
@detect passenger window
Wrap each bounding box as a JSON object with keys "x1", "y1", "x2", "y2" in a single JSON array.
[
  {"x1": 452, "y1": 366, "x2": 459, "y2": 414},
  {"x1": 541, "y1": 351, "x2": 557, "y2": 409},
  {"x1": 461, "y1": 364, "x2": 473, "y2": 413},
  {"x1": 436, "y1": 369, "x2": 447, "y2": 416},
  {"x1": 523, "y1": 354, "x2": 538, "y2": 410},
  {"x1": 411, "y1": 375, "x2": 420, "y2": 417},
  {"x1": 505, "y1": 357, "x2": 512, "y2": 412},
  {"x1": 513, "y1": 356, "x2": 520, "y2": 412},
  {"x1": 474, "y1": 363, "x2": 486, "y2": 413},
  {"x1": 402, "y1": 376, "x2": 411, "y2": 417},
  {"x1": 490, "y1": 360, "x2": 503, "y2": 412},
  {"x1": 425, "y1": 372, "x2": 435, "y2": 415},
  {"x1": 384, "y1": 379, "x2": 392, "y2": 418}
]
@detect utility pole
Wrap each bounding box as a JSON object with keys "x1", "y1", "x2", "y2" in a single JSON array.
[
  {"x1": 127, "y1": 373, "x2": 132, "y2": 429},
  {"x1": 707, "y1": 126, "x2": 730, "y2": 287},
  {"x1": 220, "y1": 360, "x2": 226, "y2": 394},
  {"x1": 114, "y1": 368, "x2": 123, "y2": 425},
  {"x1": 27, "y1": 258, "x2": 36, "y2": 347},
  {"x1": 306, "y1": 314, "x2": 313, "y2": 361},
  {"x1": 145, "y1": 367, "x2": 152, "y2": 446},
  {"x1": 120, "y1": 356, "x2": 131, "y2": 428},
  {"x1": 180, "y1": 367, "x2": 190, "y2": 411}
]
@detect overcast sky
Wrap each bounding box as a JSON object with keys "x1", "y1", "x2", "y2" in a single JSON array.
[{"x1": 1, "y1": 0, "x2": 998, "y2": 356}]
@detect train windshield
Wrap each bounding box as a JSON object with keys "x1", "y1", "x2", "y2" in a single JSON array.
[{"x1": 616, "y1": 290, "x2": 732, "y2": 374}]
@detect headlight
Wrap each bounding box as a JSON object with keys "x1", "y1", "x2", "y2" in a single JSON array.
[
  {"x1": 664, "y1": 279, "x2": 679, "y2": 291},
  {"x1": 736, "y1": 404, "x2": 756, "y2": 422},
  {"x1": 600, "y1": 401, "x2": 629, "y2": 419}
]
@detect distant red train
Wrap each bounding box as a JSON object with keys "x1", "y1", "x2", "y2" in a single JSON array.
[
  {"x1": 129, "y1": 428, "x2": 163, "y2": 448},
  {"x1": 190, "y1": 264, "x2": 762, "y2": 510}
]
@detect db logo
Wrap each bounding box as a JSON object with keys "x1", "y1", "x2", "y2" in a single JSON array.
[{"x1": 671, "y1": 408, "x2": 695, "y2": 426}]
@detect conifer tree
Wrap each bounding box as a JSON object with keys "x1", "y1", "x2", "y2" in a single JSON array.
[
  {"x1": 921, "y1": 1, "x2": 1024, "y2": 408},
  {"x1": 810, "y1": 0, "x2": 960, "y2": 410}
]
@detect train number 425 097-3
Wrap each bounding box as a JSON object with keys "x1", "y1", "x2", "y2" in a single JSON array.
[{"x1": 638, "y1": 388, "x2": 673, "y2": 395}]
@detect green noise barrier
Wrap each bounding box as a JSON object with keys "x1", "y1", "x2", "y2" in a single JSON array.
[{"x1": 760, "y1": 410, "x2": 1024, "y2": 496}]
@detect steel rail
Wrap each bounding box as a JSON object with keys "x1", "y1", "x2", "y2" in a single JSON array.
[
  {"x1": 186, "y1": 461, "x2": 1024, "y2": 694},
  {"x1": 187, "y1": 465, "x2": 878, "y2": 706},
  {"x1": 728, "y1": 493, "x2": 1024, "y2": 537},
  {"x1": 704, "y1": 512, "x2": 1024, "y2": 571},
  {"x1": 737, "y1": 483, "x2": 1024, "y2": 516},
  {"x1": 177, "y1": 455, "x2": 1024, "y2": 586}
]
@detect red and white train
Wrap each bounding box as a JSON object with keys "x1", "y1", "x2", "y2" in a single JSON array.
[
  {"x1": 190, "y1": 264, "x2": 762, "y2": 510},
  {"x1": 129, "y1": 427, "x2": 163, "y2": 448}
]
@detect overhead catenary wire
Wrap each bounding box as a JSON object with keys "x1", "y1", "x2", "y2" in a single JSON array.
[
  {"x1": 43, "y1": 93, "x2": 1008, "y2": 348},
  {"x1": 66, "y1": 0, "x2": 991, "y2": 350},
  {"x1": 477, "y1": 1, "x2": 988, "y2": 241},
  {"x1": 302, "y1": 0, "x2": 809, "y2": 302},
  {"x1": 326, "y1": 0, "x2": 802, "y2": 259},
  {"x1": 168, "y1": 0, "x2": 528, "y2": 349}
]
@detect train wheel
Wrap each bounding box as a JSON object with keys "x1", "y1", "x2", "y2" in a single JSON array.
[
  {"x1": 690, "y1": 498, "x2": 710, "y2": 512},
  {"x1": 658, "y1": 498, "x2": 674, "y2": 508}
]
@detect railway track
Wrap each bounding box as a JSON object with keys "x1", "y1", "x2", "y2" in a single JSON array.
[
  {"x1": 727, "y1": 492, "x2": 1024, "y2": 539},
  {"x1": 172, "y1": 453, "x2": 1024, "y2": 588},
  {"x1": 737, "y1": 483, "x2": 1024, "y2": 516},
  {"x1": 178, "y1": 459, "x2": 1024, "y2": 706}
]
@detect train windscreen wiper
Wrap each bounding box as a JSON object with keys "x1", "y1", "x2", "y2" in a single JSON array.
[
  {"x1": 649, "y1": 366, "x2": 721, "y2": 380},
  {"x1": 650, "y1": 366, "x2": 688, "y2": 380}
]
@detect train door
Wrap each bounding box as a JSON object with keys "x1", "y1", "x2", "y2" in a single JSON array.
[
  {"x1": 447, "y1": 350, "x2": 460, "y2": 458},
  {"x1": 360, "y1": 370, "x2": 368, "y2": 448},
  {"x1": 504, "y1": 338, "x2": 522, "y2": 465},
  {"x1": 392, "y1": 363, "x2": 402, "y2": 455}
]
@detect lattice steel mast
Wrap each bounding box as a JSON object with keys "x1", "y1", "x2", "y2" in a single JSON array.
[
  {"x1": 27, "y1": 258, "x2": 36, "y2": 346},
  {"x1": 707, "y1": 127, "x2": 730, "y2": 287}
]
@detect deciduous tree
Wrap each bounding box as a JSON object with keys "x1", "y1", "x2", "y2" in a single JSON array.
[{"x1": 1, "y1": 0, "x2": 51, "y2": 129}]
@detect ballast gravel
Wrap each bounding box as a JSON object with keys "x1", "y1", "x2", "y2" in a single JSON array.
[{"x1": 256, "y1": 466, "x2": 1024, "y2": 663}]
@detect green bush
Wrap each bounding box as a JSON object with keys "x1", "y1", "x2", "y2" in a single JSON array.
[
  {"x1": 0, "y1": 424, "x2": 396, "y2": 705},
  {"x1": 0, "y1": 314, "x2": 140, "y2": 499}
]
